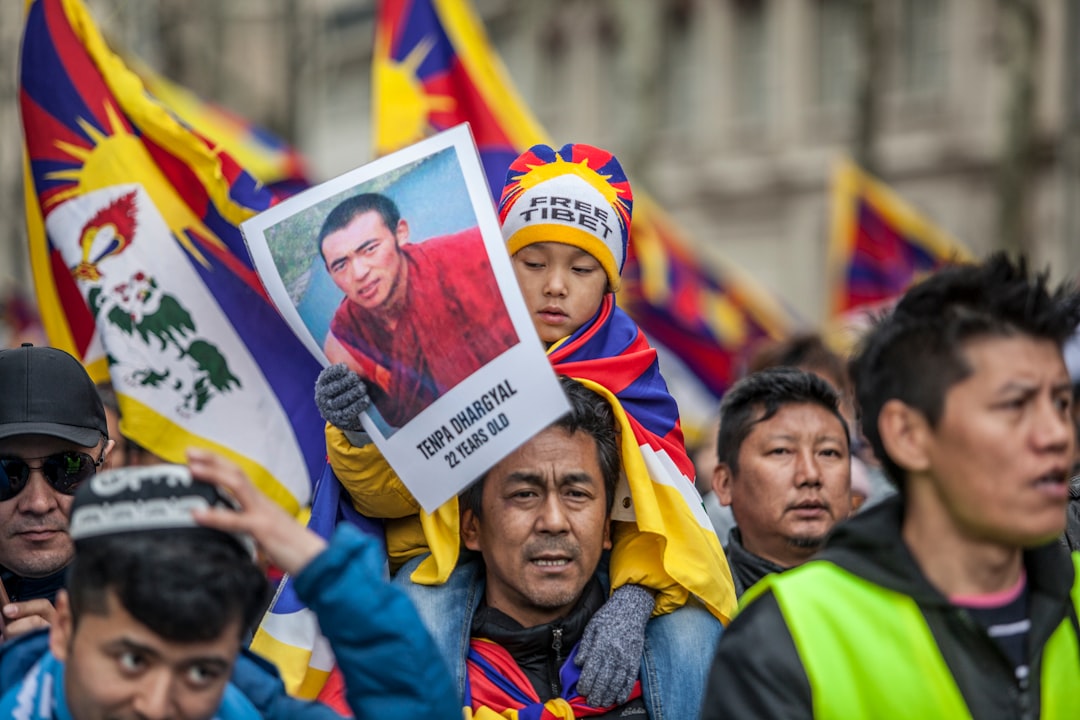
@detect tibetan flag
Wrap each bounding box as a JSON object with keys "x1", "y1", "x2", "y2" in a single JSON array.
[
  {"x1": 251, "y1": 464, "x2": 385, "y2": 711},
  {"x1": 374, "y1": 0, "x2": 794, "y2": 402},
  {"x1": 373, "y1": 0, "x2": 546, "y2": 195},
  {"x1": 621, "y1": 198, "x2": 794, "y2": 399},
  {"x1": 464, "y1": 639, "x2": 642, "y2": 718},
  {"x1": 131, "y1": 58, "x2": 310, "y2": 197},
  {"x1": 827, "y1": 157, "x2": 973, "y2": 348},
  {"x1": 20, "y1": 0, "x2": 325, "y2": 512},
  {"x1": 549, "y1": 295, "x2": 737, "y2": 623}
]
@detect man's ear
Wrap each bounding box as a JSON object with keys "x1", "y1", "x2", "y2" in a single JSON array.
[
  {"x1": 394, "y1": 219, "x2": 410, "y2": 246},
  {"x1": 461, "y1": 508, "x2": 481, "y2": 552},
  {"x1": 602, "y1": 515, "x2": 612, "y2": 551},
  {"x1": 877, "y1": 399, "x2": 932, "y2": 475},
  {"x1": 49, "y1": 590, "x2": 73, "y2": 661},
  {"x1": 712, "y1": 464, "x2": 734, "y2": 507},
  {"x1": 101, "y1": 438, "x2": 116, "y2": 463}
]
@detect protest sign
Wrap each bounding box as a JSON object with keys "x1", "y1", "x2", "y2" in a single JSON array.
[{"x1": 242, "y1": 124, "x2": 568, "y2": 511}]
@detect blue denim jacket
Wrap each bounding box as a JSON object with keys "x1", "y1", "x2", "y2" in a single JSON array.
[{"x1": 394, "y1": 553, "x2": 723, "y2": 720}]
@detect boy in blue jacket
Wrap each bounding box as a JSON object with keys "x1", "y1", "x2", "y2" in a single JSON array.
[{"x1": 0, "y1": 452, "x2": 458, "y2": 720}]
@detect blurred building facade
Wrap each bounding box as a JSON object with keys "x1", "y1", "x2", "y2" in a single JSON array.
[{"x1": 2, "y1": 0, "x2": 1079, "y2": 326}]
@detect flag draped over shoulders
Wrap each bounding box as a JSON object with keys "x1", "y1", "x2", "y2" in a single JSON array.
[
  {"x1": 20, "y1": 0, "x2": 324, "y2": 512},
  {"x1": 550, "y1": 296, "x2": 736, "y2": 622},
  {"x1": 465, "y1": 639, "x2": 641, "y2": 719}
]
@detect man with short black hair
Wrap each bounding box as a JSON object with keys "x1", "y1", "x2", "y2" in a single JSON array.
[
  {"x1": 711, "y1": 367, "x2": 852, "y2": 596},
  {"x1": 0, "y1": 344, "x2": 113, "y2": 639},
  {"x1": 702, "y1": 255, "x2": 1080, "y2": 718},
  {"x1": 403, "y1": 377, "x2": 721, "y2": 719}
]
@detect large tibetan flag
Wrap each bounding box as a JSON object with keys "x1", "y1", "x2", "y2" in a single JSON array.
[
  {"x1": 374, "y1": 0, "x2": 793, "y2": 402},
  {"x1": 827, "y1": 157, "x2": 973, "y2": 348},
  {"x1": 20, "y1": 0, "x2": 325, "y2": 512}
]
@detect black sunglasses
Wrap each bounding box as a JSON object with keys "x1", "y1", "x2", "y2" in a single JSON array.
[{"x1": 0, "y1": 450, "x2": 104, "y2": 501}]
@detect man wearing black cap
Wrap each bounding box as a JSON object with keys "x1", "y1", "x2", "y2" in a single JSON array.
[{"x1": 0, "y1": 344, "x2": 113, "y2": 640}]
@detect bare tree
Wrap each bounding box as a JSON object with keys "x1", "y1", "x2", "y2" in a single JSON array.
[
  {"x1": 996, "y1": 0, "x2": 1040, "y2": 256},
  {"x1": 852, "y1": 0, "x2": 884, "y2": 176}
]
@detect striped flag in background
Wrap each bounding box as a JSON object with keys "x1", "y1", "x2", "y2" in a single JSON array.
[{"x1": 826, "y1": 157, "x2": 974, "y2": 349}]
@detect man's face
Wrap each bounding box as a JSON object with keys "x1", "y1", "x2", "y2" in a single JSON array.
[
  {"x1": 917, "y1": 335, "x2": 1074, "y2": 547},
  {"x1": 0, "y1": 435, "x2": 102, "y2": 578},
  {"x1": 462, "y1": 426, "x2": 612, "y2": 628},
  {"x1": 714, "y1": 402, "x2": 851, "y2": 568},
  {"x1": 512, "y1": 242, "x2": 608, "y2": 345},
  {"x1": 322, "y1": 210, "x2": 409, "y2": 313},
  {"x1": 50, "y1": 590, "x2": 240, "y2": 720}
]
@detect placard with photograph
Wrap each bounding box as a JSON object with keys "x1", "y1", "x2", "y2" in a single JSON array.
[{"x1": 241, "y1": 124, "x2": 568, "y2": 512}]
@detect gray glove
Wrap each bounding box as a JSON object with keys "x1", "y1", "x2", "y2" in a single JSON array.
[
  {"x1": 575, "y1": 583, "x2": 655, "y2": 707},
  {"x1": 315, "y1": 364, "x2": 371, "y2": 443}
]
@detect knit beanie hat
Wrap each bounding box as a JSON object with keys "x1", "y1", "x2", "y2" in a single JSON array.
[{"x1": 498, "y1": 143, "x2": 633, "y2": 291}]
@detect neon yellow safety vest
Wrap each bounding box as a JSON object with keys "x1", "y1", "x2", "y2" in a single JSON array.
[{"x1": 743, "y1": 554, "x2": 1080, "y2": 719}]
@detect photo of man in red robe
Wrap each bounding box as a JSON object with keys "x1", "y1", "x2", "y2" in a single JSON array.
[{"x1": 321, "y1": 193, "x2": 518, "y2": 428}]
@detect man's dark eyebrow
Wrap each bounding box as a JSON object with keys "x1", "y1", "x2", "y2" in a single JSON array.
[
  {"x1": 104, "y1": 637, "x2": 162, "y2": 660},
  {"x1": 1052, "y1": 381, "x2": 1073, "y2": 397},
  {"x1": 104, "y1": 637, "x2": 232, "y2": 670},
  {"x1": 354, "y1": 237, "x2": 379, "y2": 252},
  {"x1": 557, "y1": 472, "x2": 600, "y2": 487},
  {"x1": 181, "y1": 656, "x2": 231, "y2": 672},
  {"x1": 502, "y1": 471, "x2": 545, "y2": 488},
  {"x1": 997, "y1": 380, "x2": 1073, "y2": 398}
]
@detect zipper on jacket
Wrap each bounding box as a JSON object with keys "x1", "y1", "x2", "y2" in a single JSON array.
[
  {"x1": 955, "y1": 607, "x2": 1034, "y2": 719},
  {"x1": 550, "y1": 626, "x2": 564, "y2": 697},
  {"x1": 1015, "y1": 666, "x2": 1032, "y2": 720}
]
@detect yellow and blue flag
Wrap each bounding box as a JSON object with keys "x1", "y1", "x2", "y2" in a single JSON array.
[
  {"x1": 827, "y1": 157, "x2": 973, "y2": 347},
  {"x1": 131, "y1": 58, "x2": 310, "y2": 196},
  {"x1": 20, "y1": 0, "x2": 325, "y2": 512}
]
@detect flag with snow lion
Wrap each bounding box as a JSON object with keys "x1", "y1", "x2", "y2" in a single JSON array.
[{"x1": 20, "y1": 0, "x2": 325, "y2": 512}]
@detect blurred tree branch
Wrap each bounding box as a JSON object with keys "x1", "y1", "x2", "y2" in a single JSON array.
[{"x1": 997, "y1": 0, "x2": 1040, "y2": 256}]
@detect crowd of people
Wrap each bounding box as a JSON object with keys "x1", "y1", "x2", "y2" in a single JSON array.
[{"x1": 1, "y1": 141, "x2": 1079, "y2": 719}]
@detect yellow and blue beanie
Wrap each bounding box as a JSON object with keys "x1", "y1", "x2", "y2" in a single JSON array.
[{"x1": 498, "y1": 143, "x2": 633, "y2": 291}]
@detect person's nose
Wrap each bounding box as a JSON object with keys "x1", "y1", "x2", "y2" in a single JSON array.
[
  {"x1": 793, "y1": 449, "x2": 823, "y2": 488},
  {"x1": 16, "y1": 471, "x2": 61, "y2": 515},
  {"x1": 131, "y1": 669, "x2": 175, "y2": 720},
  {"x1": 535, "y1": 494, "x2": 571, "y2": 534},
  {"x1": 543, "y1": 268, "x2": 568, "y2": 298},
  {"x1": 349, "y1": 253, "x2": 372, "y2": 280},
  {"x1": 1032, "y1": 395, "x2": 1073, "y2": 455}
]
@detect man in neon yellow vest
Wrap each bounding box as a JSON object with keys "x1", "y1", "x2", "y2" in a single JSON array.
[{"x1": 700, "y1": 253, "x2": 1080, "y2": 719}]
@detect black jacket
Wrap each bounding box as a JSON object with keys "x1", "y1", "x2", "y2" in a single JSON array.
[
  {"x1": 724, "y1": 527, "x2": 787, "y2": 598},
  {"x1": 700, "y1": 496, "x2": 1079, "y2": 720},
  {"x1": 471, "y1": 578, "x2": 648, "y2": 718},
  {"x1": 0, "y1": 568, "x2": 65, "y2": 604}
]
